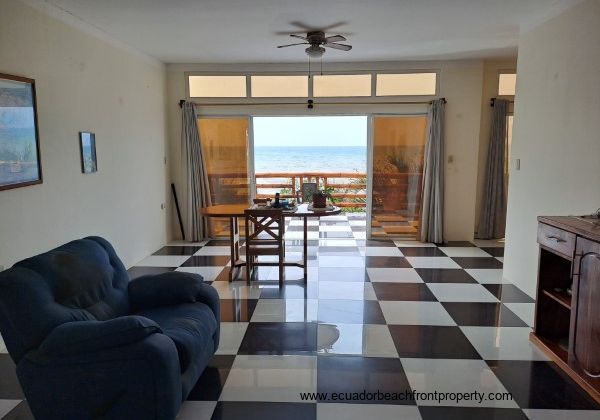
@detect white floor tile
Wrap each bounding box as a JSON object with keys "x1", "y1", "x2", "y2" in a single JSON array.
[
  {"x1": 426, "y1": 283, "x2": 499, "y2": 302},
  {"x1": 211, "y1": 282, "x2": 262, "y2": 299},
  {"x1": 251, "y1": 299, "x2": 318, "y2": 322},
  {"x1": 177, "y1": 401, "x2": 216, "y2": 420},
  {"x1": 318, "y1": 281, "x2": 377, "y2": 300},
  {"x1": 367, "y1": 268, "x2": 423, "y2": 283},
  {"x1": 353, "y1": 232, "x2": 367, "y2": 239},
  {"x1": 401, "y1": 358, "x2": 518, "y2": 408},
  {"x1": 439, "y1": 247, "x2": 492, "y2": 257},
  {"x1": 194, "y1": 246, "x2": 231, "y2": 256},
  {"x1": 320, "y1": 225, "x2": 352, "y2": 232},
  {"x1": 318, "y1": 256, "x2": 365, "y2": 268},
  {"x1": 220, "y1": 355, "x2": 317, "y2": 402},
  {"x1": 0, "y1": 400, "x2": 21, "y2": 418},
  {"x1": 348, "y1": 220, "x2": 366, "y2": 226},
  {"x1": 0, "y1": 334, "x2": 7, "y2": 354},
  {"x1": 317, "y1": 404, "x2": 422, "y2": 420},
  {"x1": 360, "y1": 247, "x2": 404, "y2": 257},
  {"x1": 465, "y1": 269, "x2": 507, "y2": 284},
  {"x1": 380, "y1": 301, "x2": 456, "y2": 326},
  {"x1": 319, "y1": 240, "x2": 358, "y2": 247},
  {"x1": 523, "y1": 409, "x2": 600, "y2": 420},
  {"x1": 135, "y1": 255, "x2": 190, "y2": 267},
  {"x1": 497, "y1": 257, "x2": 504, "y2": 263},
  {"x1": 216, "y1": 322, "x2": 248, "y2": 355},
  {"x1": 405, "y1": 257, "x2": 461, "y2": 269},
  {"x1": 460, "y1": 327, "x2": 549, "y2": 360},
  {"x1": 175, "y1": 266, "x2": 225, "y2": 282},
  {"x1": 317, "y1": 324, "x2": 398, "y2": 357},
  {"x1": 504, "y1": 303, "x2": 536, "y2": 327}
]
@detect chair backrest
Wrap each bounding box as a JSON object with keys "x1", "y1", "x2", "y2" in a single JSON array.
[
  {"x1": 0, "y1": 236, "x2": 131, "y2": 363},
  {"x1": 244, "y1": 209, "x2": 284, "y2": 247}
]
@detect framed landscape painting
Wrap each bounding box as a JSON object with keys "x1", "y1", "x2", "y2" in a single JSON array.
[
  {"x1": 0, "y1": 73, "x2": 42, "y2": 191},
  {"x1": 79, "y1": 132, "x2": 97, "y2": 173}
]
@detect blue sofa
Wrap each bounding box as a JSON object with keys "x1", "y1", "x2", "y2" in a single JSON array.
[{"x1": 0, "y1": 237, "x2": 220, "y2": 420}]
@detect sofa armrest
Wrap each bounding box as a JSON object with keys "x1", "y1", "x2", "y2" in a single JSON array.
[
  {"x1": 39, "y1": 315, "x2": 161, "y2": 358},
  {"x1": 128, "y1": 271, "x2": 218, "y2": 313}
]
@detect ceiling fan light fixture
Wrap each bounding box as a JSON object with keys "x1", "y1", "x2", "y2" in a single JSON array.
[{"x1": 305, "y1": 45, "x2": 325, "y2": 58}]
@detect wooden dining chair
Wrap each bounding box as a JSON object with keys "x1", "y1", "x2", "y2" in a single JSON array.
[{"x1": 244, "y1": 209, "x2": 285, "y2": 286}]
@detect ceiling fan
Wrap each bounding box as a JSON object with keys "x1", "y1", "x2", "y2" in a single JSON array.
[{"x1": 277, "y1": 31, "x2": 352, "y2": 58}]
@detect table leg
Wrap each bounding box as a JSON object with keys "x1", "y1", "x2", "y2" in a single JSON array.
[
  {"x1": 303, "y1": 216, "x2": 308, "y2": 281},
  {"x1": 229, "y1": 216, "x2": 240, "y2": 282}
]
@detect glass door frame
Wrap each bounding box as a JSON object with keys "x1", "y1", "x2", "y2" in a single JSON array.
[{"x1": 367, "y1": 113, "x2": 428, "y2": 240}]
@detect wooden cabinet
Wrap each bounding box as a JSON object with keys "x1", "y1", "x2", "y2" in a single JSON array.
[{"x1": 532, "y1": 216, "x2": 600, "y2": 402}]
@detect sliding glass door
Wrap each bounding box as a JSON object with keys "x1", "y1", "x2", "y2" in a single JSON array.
[
  {"x1": 370, "y1": 115, "x2": 427, "y2": 239},
  {"x1": 197, "y1": 117, "x2": 251, "y2": 237}
]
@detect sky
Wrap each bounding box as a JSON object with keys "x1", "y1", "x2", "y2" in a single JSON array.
[{"x1": 253, "y1": 116, "x2": 367, "y2": 147}]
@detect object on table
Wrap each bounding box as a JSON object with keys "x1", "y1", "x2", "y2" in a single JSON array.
[
  {"x1": 273, "y1": 192, "x2": 281, "y2": 208},
  {"x1": 312, "y1": 190, "x2": 328, "y2": 208},
  {"x1": 302, "y1": 182, "x2": 318, "y2": 203}
]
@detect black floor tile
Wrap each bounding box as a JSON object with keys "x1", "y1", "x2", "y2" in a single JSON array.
[
  {"x1": 415, "y1": 268, "x2": 477, "y2": 283},
  {"x1": 487, "y1": 360, "x2": 600, "y2": 410},
  {"x1": 204, "y1": 240, "x2": 235, "y2": 246},
  {"x1": 452, "y1": 257, "x2": 503, "y2": 269},
  {"x1": 442, "y1": 303, "x2": 528, "y2": 327},
  {"x1": 399, "y1": 247, "x2": 447, "y2": 257},
  {"x1": 211, "y1": 401, "x2": 316, "y2": 420},
  {"x1": 238, "y1": 322, "x2": 317, "y2": 355},
  {"x1": 482, "y1": 284, "x2": 535, "y2": 303},
  {"x1": 180, "y1": 255, "x2": 231, "y2": 267},
  {"x1": 317, "y1": 300, "x2": 386, "y2": 324},
  {"x1": 388, "y1": 325, "x2": 482, "y2": 359},
  {"x1": 317, "y1": 268, "x2": 368, "y2": 282},
  {"x1": 152, "y1": 246, "x2": 201, "y2": 256},
  {"x1": 365, "y1": 256, "x2": 411, "y2": 268},
  {"x1": 219, "y1": 299, "x2": 258, "y2": 322},
  {"x1": 186, "y1": 355, "x2": 235, "y2": 401},
  {"x1": 480, "y1": 247, "x2": 504, "y2": 257},
  {"x1": 126, "y1": 266, "x2": 176, "y2": 279},
  {"x1": 372, "y1": 283, "x2": 437, "y2": 301},
  {"x1": 317, "y1": 356, "x2": 413, "y2": 405},
  {"x1": 0, "y1": 355, "x2": 24, "y2": 399},
  {"x1": 419, "y1": 407, "x2": 528, "y2": 420},
  {"x1": 259, "y1": 284, "x2": 319, "y2": 299}
]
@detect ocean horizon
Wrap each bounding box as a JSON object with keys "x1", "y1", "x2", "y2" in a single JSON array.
[{"x1": 254, "y1": 146, "x2": 366, "y2": 173}]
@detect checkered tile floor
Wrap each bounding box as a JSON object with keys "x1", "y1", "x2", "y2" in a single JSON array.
[{"x1": 1, "y1": 213, "x2": 599, "y2": 419}]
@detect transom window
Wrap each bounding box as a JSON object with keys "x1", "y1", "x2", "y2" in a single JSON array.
[
  {"x1": 188, "y1": 75, "x2": 246, "y2": 98},
  {"x1": 376, "y1": 73, "x2": 437, "y2": 96},
  {"x1": 498, "y1": 73, "x2": 517, "y2": 96}
]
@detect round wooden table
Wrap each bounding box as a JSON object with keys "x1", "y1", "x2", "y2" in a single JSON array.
[{"x1": 200, "y1": 203, "x2": 341, "y2": 281}]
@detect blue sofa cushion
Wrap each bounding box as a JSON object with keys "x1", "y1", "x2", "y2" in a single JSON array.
[
  {"x1": 129, "y1": 271, "x2": 206, "y2": 311},
  {"x1": 39, "y1": 316, "x2": 161, "y2": 358},
  {"x1": 137, "y1": 303, "x2": 217, "y2": 372}
]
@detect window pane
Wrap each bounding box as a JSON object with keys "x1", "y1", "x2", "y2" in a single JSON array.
[
  {"x1": 313, "y1": 74, "x2": 372, "y2": 97},
  {"x1": 498, "y1": 73, "x2": 517, "y2": 96},
  {"x1": 251, "y1": 75, "x2": 308, "y2": 97},
  {"x1": 189, "y1": 76, "x2": 246, "y2": 97},
  {"x1": 376, "y1": 73, "x2": 437, "y2": 96}
]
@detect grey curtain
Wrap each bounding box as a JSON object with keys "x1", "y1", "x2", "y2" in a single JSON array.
[
  {"x1": 476, "y1": 99, "x2": 508, "y2": 239},
  {"x1": 420, "y1": 99, "x2": 445, "y2": 243},
  {"x1": 181, "y1": 102, "x2": 212, "y2": 241}
]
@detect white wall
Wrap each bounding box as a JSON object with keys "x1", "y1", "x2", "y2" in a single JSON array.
[
  {"x1": 166, "y1": 60, "x2": 486, "y2": 242},
  {"x1": 503, "y1": 0, "x2": 600, "y2": 296},
  {"x1": 0, "y1": 0, "x2": 169, "y2": 269}
]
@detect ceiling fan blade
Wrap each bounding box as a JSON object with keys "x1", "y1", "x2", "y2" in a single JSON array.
[
  {"x1": 325, "y1": 43, "x2": 352, "y2": 51},
  {"x1": 290, "y1": 34, "x2": 307, "y2": 40},
  {"x1": 277, "y1": 42, "x2": 309, "y2": 48},
  {"x1": 324, "y1": 35, "x2": 346, "y2": 43}
]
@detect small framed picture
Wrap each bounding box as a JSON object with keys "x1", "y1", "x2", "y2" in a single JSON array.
[{"x1": 79, "y1": 132, "x2": 97, "y2": 173}]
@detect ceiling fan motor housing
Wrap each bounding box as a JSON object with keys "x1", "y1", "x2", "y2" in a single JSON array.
[{"x1": 306, "y1": 45, "x2": 326, "y2": 57}]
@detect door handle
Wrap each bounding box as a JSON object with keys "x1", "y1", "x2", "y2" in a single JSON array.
[{"x1": 546, "y1": 235, "x2": 566, "y2": 243}]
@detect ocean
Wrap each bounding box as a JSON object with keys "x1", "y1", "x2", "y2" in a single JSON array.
[{"x1": 254, "y1": 146, "x2": 366, "y2": 173}]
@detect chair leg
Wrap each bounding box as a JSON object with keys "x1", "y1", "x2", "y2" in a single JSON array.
[{"x1": 246, "y1": 254, "x2": 252, "y2": 285}]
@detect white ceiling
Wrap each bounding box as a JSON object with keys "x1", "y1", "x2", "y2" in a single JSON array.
[{"x1": 42, "y1": 0, "x2": 579, "y2": 63}]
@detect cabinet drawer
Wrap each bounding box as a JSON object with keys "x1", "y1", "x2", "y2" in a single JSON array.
[{"x1": 538, "y1": 223, "x2": 575, "y2": 257}]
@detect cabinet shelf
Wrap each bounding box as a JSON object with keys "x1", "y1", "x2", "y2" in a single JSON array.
[{"x1": 541, "y1": 288, "x2": 572, "y2": 310}]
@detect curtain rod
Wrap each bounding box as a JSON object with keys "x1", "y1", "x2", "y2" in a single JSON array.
[
  {"x1": 490, "y1": 97, "x2": 515, "y2": 107},
  {"x1": 179, "y1": 97, "x2": 446, "y2": 109}
]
